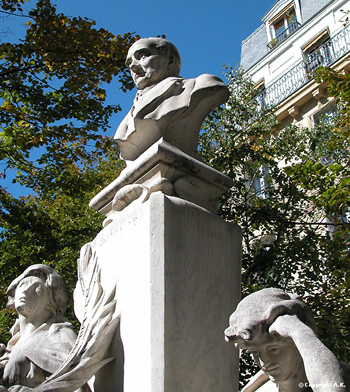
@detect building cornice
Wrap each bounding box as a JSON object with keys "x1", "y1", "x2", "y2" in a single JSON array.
[{"x1": 262, "y1": 0, "x2": 294, "y2": 23}]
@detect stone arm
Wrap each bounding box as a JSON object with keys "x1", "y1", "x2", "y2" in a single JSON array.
[
  {"x1": 269, "y1": 315, "x2": 347, "y2": 392},
  {"x1": 241, "y1": 370, "x2": 271, "y2": 392}
]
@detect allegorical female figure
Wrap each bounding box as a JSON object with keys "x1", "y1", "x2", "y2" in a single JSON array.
[
  {"x1": 0, "y1": 265, "x2": 81, "y2": 391},
  {"x1": 225, "y1": 288, "x2": 350, "y2": 392}
]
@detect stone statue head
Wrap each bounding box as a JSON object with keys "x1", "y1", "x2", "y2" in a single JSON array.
[
  {"x1": 126, "y1": 37, "x2": 182, "y2": 90},
  {"x1": 6, "y1": 264, "x2": 68, "y2": 318},
  {"x1": 224, "y1": 288, "x2": 316, "y2": 344},
  {"x1": 224, "y1": 288, "x2": 317, "y2": 384}
]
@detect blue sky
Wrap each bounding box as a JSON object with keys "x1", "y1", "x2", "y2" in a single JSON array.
[
  {"x1": 4, "y1": 0, "x2": 276, "y2": 196},
  {"x1": 53, "y1": 0, "x2": 276, "y2": 128}
]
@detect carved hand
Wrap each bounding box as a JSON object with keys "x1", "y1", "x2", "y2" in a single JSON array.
[
  {"x1": 270, "y1": 314, "x2": 347, "y2": 392},
  {"x1": 268, "y1": 314, "x2": 306, "y2": 338},
  {"x1": 8, "y1": 386, "x2": 33, "y2": 392}
]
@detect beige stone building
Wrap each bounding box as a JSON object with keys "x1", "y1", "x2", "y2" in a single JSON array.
[
  {"x1": 241, "y1": 0, "x2": 350, "y2": 130},
  {"x1": 239, "y1": 0, "x2": 350, "y2": 239}
]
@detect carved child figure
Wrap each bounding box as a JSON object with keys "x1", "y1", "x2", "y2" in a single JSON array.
[
  {"x1": 0, "y1": 265, "x2": 79, "y2": 391},
  {"x1": 225, "y1": 288, "x2": 350, "y2": 392}
]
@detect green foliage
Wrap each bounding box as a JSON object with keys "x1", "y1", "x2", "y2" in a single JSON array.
[
  {"x1": 0, "y1": 150, "x2": 125, "y2": 341},
  {"x1": 0, "y1": 0, "x2": 28, "y2": 13},
  {"x1": 0, "y1": 0, "x2": 138, "y2": 189},
  {"x1": 200, "y1": 66, "x2": 317, "y2": 290},
  {"x1": 283, "y1": 67, "x2": 350, "y2": 363},
  {"x1": 0, "y1": 0, "x2": 132, "y2": 341},
  {"x1": 199, "y1": 66, "x2": 350, "y2": 388},
  {"x1": 286, "y1": 67, "x2": 350, "y2": 220}
]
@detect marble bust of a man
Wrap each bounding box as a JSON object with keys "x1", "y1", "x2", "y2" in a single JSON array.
[{"x1": 114, "y1": 37, "x2": 229, "y2": 161}]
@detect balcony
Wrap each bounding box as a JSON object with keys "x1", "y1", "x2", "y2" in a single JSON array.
[
  {"x1": 268, "y1": 21, "x2": 301, "y2": 49},
  {"x1": 257, "y1": 24, "x2": 350, "y2": 109}
]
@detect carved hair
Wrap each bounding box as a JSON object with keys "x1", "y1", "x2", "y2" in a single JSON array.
[
  {"x1": 131, "y1": 37, "x2": 182, "y2": 76},
  {"x1": 226, "y1": 288, "x2": 317, "y2": 344},
  {"x1": 6, "y1": 264, "x2": 68, "y2": 316}
]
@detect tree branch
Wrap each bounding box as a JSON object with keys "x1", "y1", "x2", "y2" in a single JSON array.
[{"x1": 0, "y1": 10, "x2": 32, "y2": 18}]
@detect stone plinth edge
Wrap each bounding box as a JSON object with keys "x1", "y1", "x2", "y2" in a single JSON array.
[{"x1": 89, "y1": 138, "x2": 233, "y2": 217}]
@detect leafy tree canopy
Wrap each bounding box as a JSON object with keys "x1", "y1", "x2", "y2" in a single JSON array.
[
  {"x1": 0, "y1": 151, "x2": 125, "y2": 342},
  {"x1": 0, "y1": 0, "x2": 136, "y2": 340},
  {"x1": 0, "y1": 0, "x2": 138, "y2": 193},
  {"x1": 286, "y1": 67, "x2": 350, "y2": 221},
  {"x1": 199, "y1": 66, "x2": 350, "y2": 387}
]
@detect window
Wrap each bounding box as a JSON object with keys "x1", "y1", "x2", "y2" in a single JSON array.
[
  {"x1": 303, "y1": 30, "x2": 332, "y2": 73},
  {"x1": 254, "y1": 79, "x2": 266, "y2": 110},
  {"x1": 274, "y1": 18, "x2": 286, "y2": 40},
  {"x1": 312, "y1": 105, "x2": 338, "y2": 126},
  {"x1": 248, "y1": 166, "x2": 270, "y2": 199},
  {"x1": 312, "y1": 105, "x2": 339, "y2": 166},
  {"x1": 287, "y1": 9, "x2": 297, "y2": 29},
  {"x1": 269, "y1": 6, "x2": 300, "y2": 48}
]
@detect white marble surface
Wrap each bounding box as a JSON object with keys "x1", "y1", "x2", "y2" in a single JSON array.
[
  {"x1": 0, "y1": 265, "x2": 83, "y2": 391},
  {"x1": 225, "y1": 288, "x2": 350, "y2": 392},
  {"x1": 84, "y1": 193, "x2": 241, "y2": 392},
  {"x1": 90, "y1": 138, "x2": 233, "y2": 218},
  {"x1": 114, "y1": 38, "x2": 229, "y2": 162}
]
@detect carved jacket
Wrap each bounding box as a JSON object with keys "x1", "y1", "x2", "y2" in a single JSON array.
[{"x1": 114, "y1": 74, "x2": 229, "y2": 161}]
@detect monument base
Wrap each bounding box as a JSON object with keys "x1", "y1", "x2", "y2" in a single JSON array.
[
  {"x1": 89, "y1": 138, "x2": 234, "y2": 217},
  {"x1": 87, "y1": 192, "x2": 241, "y2": 392}
]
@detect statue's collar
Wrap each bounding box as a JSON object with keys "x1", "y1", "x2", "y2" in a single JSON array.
[{"x1": 135, "y1": 77, "x2": 184, "y2": 101}]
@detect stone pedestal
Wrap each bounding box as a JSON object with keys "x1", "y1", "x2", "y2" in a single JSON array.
[
  {"x1": 88, "y1": 192, "x2": 241, "y2": 392},
  {"x1": 89, "y1": 138, "x2": 234, "y2": 218}
]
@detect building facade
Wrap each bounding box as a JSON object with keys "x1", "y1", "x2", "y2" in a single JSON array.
[{"x1": 241, "y1": 0, "x2": 350, "y2": 129}]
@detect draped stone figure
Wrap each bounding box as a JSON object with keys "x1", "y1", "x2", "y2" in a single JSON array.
[
  {"x1": 224, "y1": 288, "x2": 350, "y2": 392},
  {"x1": 0, "y1": 249, "x2": 119, "y2": 392},
  {"x1": 0, "y1": 265, "x2": 86, "y2": 392}
]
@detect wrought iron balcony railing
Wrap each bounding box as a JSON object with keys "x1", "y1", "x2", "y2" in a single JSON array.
[
  {"x1": 257, "y1": 24, "x2": 350, "y2": 110},
  {"x1": 268, "y1": 21, "x2": 301, "y2": 49}
]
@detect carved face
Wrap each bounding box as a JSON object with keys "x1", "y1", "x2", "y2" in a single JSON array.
[
  {"x1": 126, "y1": 40, "x2": 172, "y2": 90},
  {"x1": 14, "y1": 276, "x2": 52, "y2": 319},
  {"x1": 244, "y1": 334, "x2": 303, "y2": 383}
]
